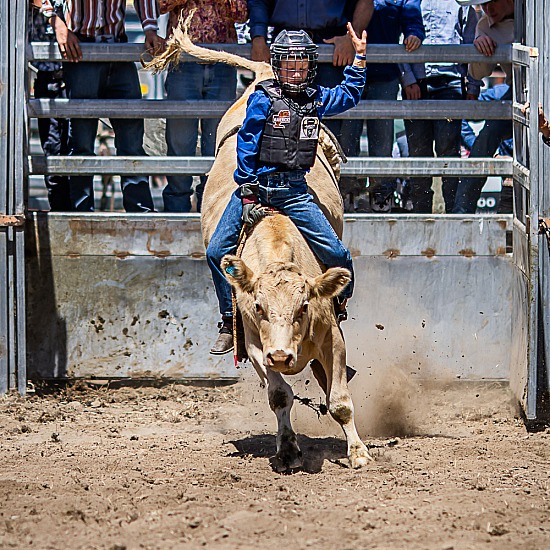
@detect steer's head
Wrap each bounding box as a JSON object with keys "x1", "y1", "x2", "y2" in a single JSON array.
[{"x1": 221, "y1": 255, "x2": 350, "y2": 372}]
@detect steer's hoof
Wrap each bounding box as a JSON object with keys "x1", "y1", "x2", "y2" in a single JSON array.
[
  {"x1": 274, "y1": 452, "x2": 303, "y2": 473},
  {"x1": 349, "y1": 443, "x2": 374, "y2": 469}
]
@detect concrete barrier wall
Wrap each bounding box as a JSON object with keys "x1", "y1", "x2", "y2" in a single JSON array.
[{"x1": 26, "y1": 213, "x2": 514, "y2": 382}]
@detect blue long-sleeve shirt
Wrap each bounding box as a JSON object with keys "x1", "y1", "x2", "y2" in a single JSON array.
[
  {"x1": 365, "y1": 0, "x2": 425, "y2": 82},
  {"x1": 234, "y1": 63, "x2": 366, "y2": 186}
]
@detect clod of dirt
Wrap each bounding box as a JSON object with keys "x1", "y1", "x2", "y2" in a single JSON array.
[
  {"x1": 51, "y1": 432, "x2": 60, "y2": 442},
  {"x1": 487, "y1": 523, "x2": 509, "y2": 536}
]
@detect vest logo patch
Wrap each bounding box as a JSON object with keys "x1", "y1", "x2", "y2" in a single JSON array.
[
  {"x1": 273, "y1": 110, "x2": 291, "y2": 128},
  {"x1": 300, "y1": 117, "x2": 319, "y2": 140}
]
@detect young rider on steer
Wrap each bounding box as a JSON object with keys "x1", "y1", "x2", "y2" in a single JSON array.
[{"x1": 206, "y1": 24, "x2": 367, "y2": 355}]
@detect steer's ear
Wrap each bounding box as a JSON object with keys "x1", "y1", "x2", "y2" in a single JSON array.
[
  {"x1": 221, "y1": 255, "x2": 256, "y2": 294},
  {"x1": 310, "y1": 268, "x2": 351, "y2": 299}
]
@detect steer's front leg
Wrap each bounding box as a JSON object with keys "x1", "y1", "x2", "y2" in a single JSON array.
[
  {"x1": 325, "y1": 328, "x2": 373, "y2": 469},
  {"x1": 246, "y1": 336, "x2": 303, "y2": 472},
  {"x1": 266, "y1": 369, "x2": 303, "y2": 472}
]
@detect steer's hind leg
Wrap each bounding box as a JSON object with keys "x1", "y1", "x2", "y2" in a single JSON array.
[
  {"x1": 324, "y1": 329, "x2": 373, "y2": 469},
  {"x1": 266, "y1": 369, "x2": 303, "y2": 472}
]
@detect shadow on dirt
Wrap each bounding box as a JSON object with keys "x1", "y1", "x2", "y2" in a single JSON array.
[{"x1": 229, "y1": 434, "x2": 348, "y2": 474}]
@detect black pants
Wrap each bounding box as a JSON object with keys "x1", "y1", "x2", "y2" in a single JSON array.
[{"x1": 34, "y1": 70, "x2": 72, "y2": 211}]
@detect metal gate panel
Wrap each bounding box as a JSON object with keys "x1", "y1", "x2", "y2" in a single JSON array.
[
  {"x1": 25, "y1": 214, "x2": 239, "y2": 382},
  {"x1": 26, "y1": 214, "x2": 513, "y2": 383},
  {"x1": 509, "y1": 33, "x2": 540, "y2": 419},
  {"x1": 0, "y1": 0, "x2": 9, "y2": 394},
  {"x1": 0, "y1": 0, "x2": 27, "y2": 394}
]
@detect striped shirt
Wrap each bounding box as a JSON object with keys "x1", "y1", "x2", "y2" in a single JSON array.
[{"x1": 41, "y1": 0, "x2": 159, "y2": 38}]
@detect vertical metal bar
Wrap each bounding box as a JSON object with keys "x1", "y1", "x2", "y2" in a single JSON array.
[
  {"x1": 14, "y1": 0, "x2": 27, "y2": 394},
  {"x1": 7, "y1": 0, "x2": 16, "y2": 390},
  {"x1": 0, "y1": 0, "x2": 27, "y2": 394},
  {"x1": 525, "y1": 0, "x2": 540, "y2": 418},
  {"x1": 0, "y1": 0, "x2": 9, "y2": 394},
  {"x1": 539, "y1": 0, "x2": 550, "y2": 399}
]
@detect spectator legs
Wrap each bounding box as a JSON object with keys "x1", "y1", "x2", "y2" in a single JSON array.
[
  {"x1": 404, "y1": 118, "x2": 434, "y2": 213},
  {"x1": 404, "y1": 85, "x2": 462, "y2": 213},
  {"x1": 64, "y1": 61, "x2": 155, "y2": 212},
  {"x1": 365, "y1": 78, "x2": 400, "y2": 207},
  {"x1": 451, "y1": 117, "x2": 512, "y2": 213},
  {"x1": 34, "y1": 70, "x2": 72, "y2": 211},
  {"x1": 164, "y1": 63, "x2": 237, "y2": 213},
  {"x1": 452, "y1": 88, "x2": 513, "y2": 214}
]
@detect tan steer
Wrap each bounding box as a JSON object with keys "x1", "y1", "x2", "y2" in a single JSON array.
[{"x1": 159, "y1": 17, "x2": 372, "y2": 470}]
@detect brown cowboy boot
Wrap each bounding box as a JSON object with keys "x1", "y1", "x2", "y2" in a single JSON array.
[
  {"x1": 210, "y1": 316, "x2": 234, "y2": 355},
  {"x1": 333, "y1": 297, "x2": 348, "y2": 323}
]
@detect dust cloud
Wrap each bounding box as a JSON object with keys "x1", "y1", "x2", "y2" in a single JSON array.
[{"x1": 226, "y1": 361, "x2": 445, "y2": 442}]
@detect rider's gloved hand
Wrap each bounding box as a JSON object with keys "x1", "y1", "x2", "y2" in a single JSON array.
[{"x1": 240, "y1": 183, "x2": 267, "y2": 226}]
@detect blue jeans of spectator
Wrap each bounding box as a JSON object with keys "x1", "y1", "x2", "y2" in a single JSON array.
[
  {"x1": 164, "y1": 63, "x2": 237, "y2": 213},
  {"x1": 405, "y1": 83, "x2": 462, "y2": 213},
  {"x1": 63, "y1": 61, "x2": 155, "y2": 212},
  {"x1": 206, "y1": 172, "x2": 354, "y2": 317},
  {"x1": 452, "y1": 87, "x2": 513, "y2": 213},
  {"x1": 339, "y1": 78, "x2": 400, "y2": 198},
  {"x1": 34, "y1": 70, "x2": 72, "y2": 211}
]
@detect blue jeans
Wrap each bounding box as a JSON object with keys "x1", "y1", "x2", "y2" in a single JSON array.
[
  {"x1": 452, "y1": 87, "x2": 513, "y2": 213},
  {"x1": 63, "y1": 61, "x2": 155, "y2": 212},
  {"x1": 34, "y1": 70, "x2": 72, "y2": 211},
  {"x1": 339, "y1": 78, "x2": 400, "y2": 198},
  {"x1": 405, "y1": 84, "x2": 462, "y2": 213},
  {"x1": 206, "y1": 172, "x2": 354, "y2": 317},
  {"x1": 164, "y1": 63, "x2": 237, "y2": 212}
]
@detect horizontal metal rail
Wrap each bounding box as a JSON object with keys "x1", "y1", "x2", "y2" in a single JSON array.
[
  {"x1": 28, "y1": 98, "x2": 511, "y2": 120},
  {"x1": 29, "y1": 156, "x2": 513, "y2": 177},
  {"x1": 28, "y1": 42, "x2": 513, "y2": 64}
]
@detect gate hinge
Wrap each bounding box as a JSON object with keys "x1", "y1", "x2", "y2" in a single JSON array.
[{"x1": 0, "y1": 215, "x2": 26, "y2": 227}]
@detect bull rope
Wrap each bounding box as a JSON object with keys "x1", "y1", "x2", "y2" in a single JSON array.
[{"x1": 232, "y1": 225, "x2": 251, "y2": 367}]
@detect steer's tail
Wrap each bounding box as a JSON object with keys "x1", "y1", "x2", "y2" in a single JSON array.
[{"x1": 144, "y1": 10, "x2": 272, "y2": 81}]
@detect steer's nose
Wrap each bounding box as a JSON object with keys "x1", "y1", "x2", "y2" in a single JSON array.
[{"x1": 265, "y1": 349, "x2": 295, "y2": 370}]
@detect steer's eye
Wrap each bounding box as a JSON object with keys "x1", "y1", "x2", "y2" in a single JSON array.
[
  {"x1": 299, "y1": 302, "x2": 309, "y2": 316},
  {"x1": 255, "y1": 302, "x2": 264, "y2": 316}
]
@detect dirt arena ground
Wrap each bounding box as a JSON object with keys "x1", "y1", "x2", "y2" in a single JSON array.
[{"x1": 0, "y1": 368, "x2": 548, "y2": 550}]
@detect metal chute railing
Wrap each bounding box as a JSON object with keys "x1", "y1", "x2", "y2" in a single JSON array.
[{"x1": 27, "y1": 43, "x2": 514, "y2": 178}]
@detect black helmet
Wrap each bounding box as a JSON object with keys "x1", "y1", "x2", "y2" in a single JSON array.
[{"x1": 270, "y1": 30, "x2": 318, "y2": 94}]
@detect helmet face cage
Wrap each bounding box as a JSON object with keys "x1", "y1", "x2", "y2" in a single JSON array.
[{"x1": 271, "y1": 31, "x2": 318, "y2": 94}]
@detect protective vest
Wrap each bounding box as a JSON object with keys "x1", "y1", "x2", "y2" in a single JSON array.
[{"x1": 256, "y1": 80, "x2": 320, "y2": 170}]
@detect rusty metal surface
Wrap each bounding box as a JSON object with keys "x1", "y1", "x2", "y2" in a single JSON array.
[
  {"x1": 344, "y1": 215, "x2": 511, "y2": 257},
  {"x1": 0, "y1": 214, "x2": 25, "y2": 227},
  {"x1": 26, "y1": 213, "x2": 515, "y2": 382},
  {"x1": 29, "y1": 213, "x2": 205, "y2": 258}
]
